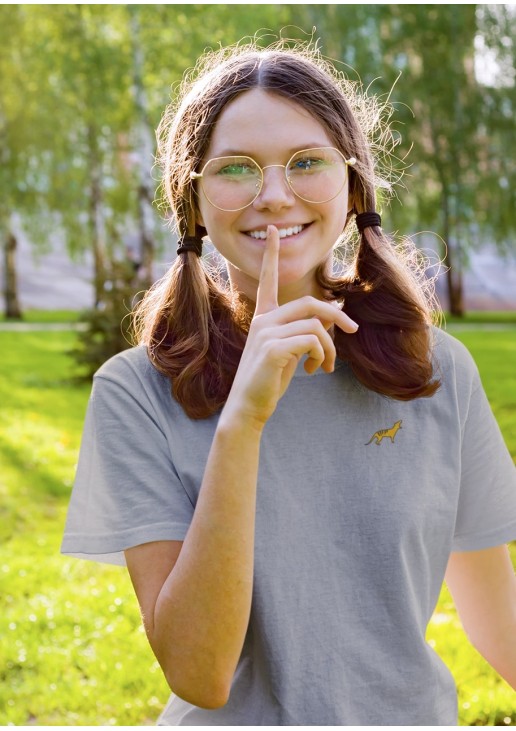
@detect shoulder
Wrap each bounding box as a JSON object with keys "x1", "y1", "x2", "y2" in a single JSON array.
[
  {"x1": 95, "y1": 345, "x2": 163, "y2": 387},
  {"x1": 92, "y1": 346, "x2": 171, "y2": 409},
  {"x1": 430, "y1": 326, "x2": 480, "y2": 392}
]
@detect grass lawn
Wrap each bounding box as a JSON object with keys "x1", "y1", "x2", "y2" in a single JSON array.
[
  {"x1": 0, "y1": 309, "x2": 82, "y2": 324},
  {"x1": 442, "y1": 311, "x2": 516, "y2": 325},
  {"x1": 0, "y1": 332, "x2": 169, "y2": 725},
  {"x1": 0, "y1": 326, "x2": 515, "y2": 725}
]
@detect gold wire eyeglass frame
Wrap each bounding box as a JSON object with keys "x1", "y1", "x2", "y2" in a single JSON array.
[{"x1": 190, "y1": 147, "x2": 357, "y2": 212}]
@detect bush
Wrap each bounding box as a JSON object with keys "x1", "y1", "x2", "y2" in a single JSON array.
[{"x1": 70, "y1": 260, "x2": 144, "y2": 379}]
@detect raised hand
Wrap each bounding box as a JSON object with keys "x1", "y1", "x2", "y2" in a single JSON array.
[{"x1": 223, "y1": 226, "x2": 359, "y2": 428}]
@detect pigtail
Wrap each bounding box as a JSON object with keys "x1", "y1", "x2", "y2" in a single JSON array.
[
  {"x1": 319, "y1": 223, "x2": 440, "y2": 400},
  {"x1": 133, "y1": 228, "x2": 249, "y2": 419}
]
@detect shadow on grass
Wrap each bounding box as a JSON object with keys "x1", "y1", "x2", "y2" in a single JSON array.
[{"x1": 0, "y1": 433, "x2": 71, "y2": 537}]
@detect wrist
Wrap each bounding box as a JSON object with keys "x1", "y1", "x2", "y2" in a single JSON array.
[{"x1": 217, "y1": 402, "x2": 267, "y2": 437}]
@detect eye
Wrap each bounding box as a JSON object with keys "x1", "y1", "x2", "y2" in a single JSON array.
[
  {"x1": 214, "y1": 160, "x2": 258, "y2": 177},
  {"x1": 289, "y1": 155, "x2": 328, "y2": 173}
]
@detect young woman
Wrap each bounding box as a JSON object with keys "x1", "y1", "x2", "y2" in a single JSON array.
[{"x1": 62, "y1": 42, "x2": 516, "y2": 725}]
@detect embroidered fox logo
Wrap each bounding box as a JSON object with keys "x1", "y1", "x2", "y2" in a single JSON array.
[{"x1": 365, "y1": 420, "x2": 403, "y2": 445}]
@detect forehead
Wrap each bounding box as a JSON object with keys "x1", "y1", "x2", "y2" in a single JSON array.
[{"x1": 205, "y1": 88, "x2": 335, "y2": 159}]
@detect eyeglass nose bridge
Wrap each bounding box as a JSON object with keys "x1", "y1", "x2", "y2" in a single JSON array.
[{"x1": 255, "y1": 163, "x2": 296, "y2": 203}]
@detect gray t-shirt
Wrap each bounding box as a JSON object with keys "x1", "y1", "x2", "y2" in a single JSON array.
[{"x1": 61, "y1": 328, "x2": 516, "y2": 725}]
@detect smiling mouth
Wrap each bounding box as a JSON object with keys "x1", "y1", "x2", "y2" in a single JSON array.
[{"x1": 246, "y1": 223, "x2": 310, "y2": 240}]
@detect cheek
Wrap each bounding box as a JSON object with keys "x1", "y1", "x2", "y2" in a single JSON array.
[
  {"x1": 319, "y1": 199, "x2": 348, "y2": 239},
  {"x1": 196, "y1": 195, "x2": 229, "y2": 235},
  {"x1": 329, "y1": 193, "x2": 351, "y2": 233}
]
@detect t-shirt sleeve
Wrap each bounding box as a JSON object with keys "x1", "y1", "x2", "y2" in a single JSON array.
[
  {"x1": 452, "y1": 367, "x2": 516, "y2": 551},
  {"x1": 61, "y1": 368, "x2": 195, "y2": 566}
]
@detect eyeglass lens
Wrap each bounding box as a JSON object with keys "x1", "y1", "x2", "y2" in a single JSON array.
[{"x1": 199, "y1": 148, "x2": 348, "y2": 211}]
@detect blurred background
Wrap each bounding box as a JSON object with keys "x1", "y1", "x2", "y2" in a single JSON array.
[
  {"x1": 1, "y1": 3, "x2": 515, "y2": 321},
  {"x1": 1, "y1": 5, "x2": 515, "y2": 726}
]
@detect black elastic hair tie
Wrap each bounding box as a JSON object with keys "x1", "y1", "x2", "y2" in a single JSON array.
[
  {"x1": 177, "y1": 235, "x2": 203, "y2": 257},
  {"x1": 356, "y1": 212, "x2": 382, "y2": 233}
]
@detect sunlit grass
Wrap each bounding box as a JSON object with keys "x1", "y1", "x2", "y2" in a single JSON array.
[
  {"x1": 442, "y1": 311, "x2": 516, "y2": 325},
  {"x1": 446, "y1": 330, "x2": 516, "y2": 460},
  {"x1": 0, "y1": 309, "x2": 81, "y2": 323},
  {"x1": 0, "y1": 332, "x2": 169, "y2": 725},
  {"x1": 0, "y1": 329, "x2": 514, "y2": 724},
  {"x1": 1, "y1": 543, "x2": 167, "y2": 725},
  {"x1": 428, "y1": 575, "x2": 516, "y2": 726}
]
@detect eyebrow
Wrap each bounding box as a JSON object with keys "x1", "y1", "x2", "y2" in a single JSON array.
[{"x1": 211, "y1": 143, "x2": 331, "y2": 159}]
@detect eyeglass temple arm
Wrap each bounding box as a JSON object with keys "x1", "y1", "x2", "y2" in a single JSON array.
[{"x1": 190, "y1": 171, "x2": 203, "y2": 180}]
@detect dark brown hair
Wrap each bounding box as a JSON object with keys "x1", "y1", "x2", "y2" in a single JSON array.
[{"x1": 133, "y1": 41, "x2": 441, "y2": 419}]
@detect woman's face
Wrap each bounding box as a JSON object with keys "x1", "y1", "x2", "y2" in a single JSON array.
[{"x1": 196, "y1": 89, "x2": 351, "y2": 305}]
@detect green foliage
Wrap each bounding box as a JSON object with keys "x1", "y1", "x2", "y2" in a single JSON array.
[
  {"x1": 0, "y1": 329, "x2": 515, "y2": 724},
  {"x1": 69, "y1": 261, "x2": 142, "y2": 380},
  {"x1": 472, "y1": 5, "x2": 515, "y2": 249},
  {"x1": 4, "y1": 4, "x2": 514, "y2": 252},
  {"x1": 3, "y1": 4, "x2": 515, "y2": 323},
  {"x1": 0, "y1": 7, "x2": 41, "y2": 235}
]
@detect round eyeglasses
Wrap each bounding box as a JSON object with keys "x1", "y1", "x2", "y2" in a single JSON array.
[{"x1": 190, "y1": 147, "x2": 356, "y2": 212}]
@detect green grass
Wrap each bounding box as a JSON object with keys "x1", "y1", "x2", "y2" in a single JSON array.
[
  {"x1": 0, "y1": 309, "x2": 82, "y2": 324},
  {"x1": 442, "y1": 311, "x2": 516, "y2": 325},
  {"x1": 0, "y1": 329, "x2": 515, "y2": 725},
  {"x1": 0, "y1": 332, "x2": 169, "y2": 725},
  {"x1": 443, "y1": 330, "x2": 516, "y2": 461}
]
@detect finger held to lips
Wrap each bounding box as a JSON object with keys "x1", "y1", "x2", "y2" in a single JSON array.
[{"x1": 255, "y1": 225, "x2": 280, "y2": 314}]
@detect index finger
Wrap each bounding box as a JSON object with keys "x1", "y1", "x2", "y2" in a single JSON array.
[{"x1": 255, "y1": 225, "x2": 280, "y2": 315}]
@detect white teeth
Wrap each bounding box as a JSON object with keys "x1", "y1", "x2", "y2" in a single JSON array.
[{"x1": 248, "y1": 224, "x2": 305, "y2": 240}]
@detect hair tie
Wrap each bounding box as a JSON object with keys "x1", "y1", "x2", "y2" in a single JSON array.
[
  {"x1": 177, "y1": 235, "x2": 203, "y2": 257},
  {"x1": 356, "y1": 212, "x2": 382, "y2": 233}
]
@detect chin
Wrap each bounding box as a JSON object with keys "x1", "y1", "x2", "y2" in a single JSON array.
[
  {"x1": 281, "y1": 254, "x2": 327, "y2": 279},
  {"x1": 277, "y1": 261, "x2": 321, "y2": 293}
]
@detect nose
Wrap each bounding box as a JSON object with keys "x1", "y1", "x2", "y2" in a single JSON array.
[{"x1": 252, "y1": 165, "x2": 296, "y2": 212}]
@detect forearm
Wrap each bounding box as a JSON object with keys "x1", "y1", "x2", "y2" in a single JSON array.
[
  {"x1": 152, "y1": 409, "x2": 263, "y2": 707},
  {"x1": 446, "y1": 546, "x2": 516, "y2": 692},
  {"x1": 473, "y1": 618, "x2": 516, "y2": 690}
]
